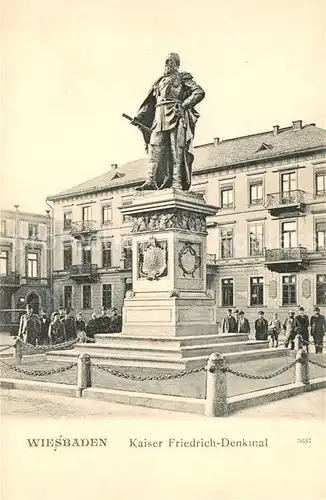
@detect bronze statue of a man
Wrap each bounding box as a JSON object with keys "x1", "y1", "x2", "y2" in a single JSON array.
[{"x1": 133, "y1": 53, "x2": 205, "y2": 191}]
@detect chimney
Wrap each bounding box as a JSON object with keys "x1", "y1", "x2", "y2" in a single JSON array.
[
  {"x1": 292, "y1": 120, "x2": 303, "y2": 130},
  {"x1": 273, "y1": 125, "x2": 279, "y2": 136},
  {"x1": 213, "y1": 137, "x2": 220, "y2": 146},
  {"x1": 111, "y1": 163, "x2": 118, "y2": 170}
]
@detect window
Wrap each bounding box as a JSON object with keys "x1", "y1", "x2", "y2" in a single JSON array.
[
  {"x1": 281, "y1": 221, "x2": 297, "y2": 248},
  {"x1": 0, "y1": 220, "x2": 7, "y2": 236},
  {"x1": 220, "y1": 186, "x2": 234, "y2": 209},
  {"x1": 282, "y1": 275, "x2": 297, "y2": 305},
  {"x1": 82, "y1": 245, "x2": 92, "y2": 265},
  {"x1": 63, "y1": 211, "x2": 72, "y2": 231},
  {"x1": 0, "y1": 251, "x2": 8, "y2": 275},
  {"x1": 82, "y1": 206, "x2": 91, "y2": 221},
  {"x1": 316, "y1": 221, "x2": 326, "y2": 250},
  {"x1": 316, "y1": 274, "x2": 326, "y2": 305},
  {"x1": 249, "y1": 223, "x2": 264, "y2": 256},
  {"x1": 221, "y1": 278, "x2": 234, "y2": 307},
  {"x1": 122, "y1": 238, "x2": 132, "y2": 269},
  {"x1": 102, "y1": 284, "x2": 112, "y2": 309},
  {"x1": 27, "y1": 252, "x2": 39, "y2": 278},
  {"x1": 28, "y1": 224, "x2": 38, "y2": 239},
  {"x1": 249, "y1": 182, "x2": 263, "y2": 205},
  {"x1": 82, "y1": 285, "x2": 92, "y2": 309},
  {"x1": 220, "y1": 227, "x2": 233, "y2": 259},
  {"x1": 122, "y1": 198, "x2": 133, "y2": 222},
  {"x1": 64, "y1": 286, "x2": 73, "y2": 311},
  {"x1": 281, "y1": 172, "x2": 296, "y2": 193},
  {"x1": 63, "y1": 245, "x2": 72, "y2": 270},
  {"x1": 102, "y1": 205, "x2": 112, "y2": 224},
  {"x1": 316, "y1": 171, "x2": 326, "y2": 196},
  {"x1": 102, "y1": 241, "x2": 112, "y2": 268},
  {"x1": 250, "y1": 277, "x2": 264, "y2": 306}
]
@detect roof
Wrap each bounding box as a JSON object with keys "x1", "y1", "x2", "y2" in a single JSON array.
[
  {"x1": 0, "y1": 208, "x2": 51, "y2": 222},
  {"x1": 47, "y1": 122, "x2": 326, "y2": 201}
]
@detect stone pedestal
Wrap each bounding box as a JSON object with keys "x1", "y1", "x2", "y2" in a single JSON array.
[{"x1": 120, "y1": 189, "x2": 219, "y2": 337}]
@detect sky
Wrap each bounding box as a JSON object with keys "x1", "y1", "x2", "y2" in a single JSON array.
[{"x1": 1, "y1": 0, "x2": 326, "y2": 213}]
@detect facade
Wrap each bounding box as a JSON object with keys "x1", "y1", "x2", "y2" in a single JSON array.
[
  {"x1": 0, "y1": 207, "x2": 51, "y2": 331},
  {"x1": 47, "y1": 120, "x2": 326, "y2": 323}
]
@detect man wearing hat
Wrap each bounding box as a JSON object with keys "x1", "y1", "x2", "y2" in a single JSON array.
[
  {"x1": 17, "y1": 304, "x2": 41, "y2": 346},
  {"x1": 99, "y1": 307, "x2": 111, "y2": 333},
  {"x1": 254, "y1": 311, "x2": 268, "y2": 341},
  {"x1": 221, "y1": 309, "x2": 237, "y2": 334},
  {"x1": 294, "y1": 307, "x2": 310, "y2": 352},
  {"x1": 310, "y1": 307, "x2": 326, "y2": 354},
  {"x1": 110, "y1": 308, "x2": 122, "y2": 333},
  {"x1": 283, "y1": 310, "x2": 296, "y2": 350},
  {"x1": 237, "y1": 311, "x2": 250, "y2": 334}
]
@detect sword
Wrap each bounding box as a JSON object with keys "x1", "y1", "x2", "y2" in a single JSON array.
[{"x1": 122, "y1": 113, "x2": 151, "y2": 132}]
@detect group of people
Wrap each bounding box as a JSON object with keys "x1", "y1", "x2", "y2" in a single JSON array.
[
  {"x1": 16, "y1": 305, "x2": 122, "y2": 346},
  {"x1": 220, "y1": 306, "x2": 326, "y2": 354}
]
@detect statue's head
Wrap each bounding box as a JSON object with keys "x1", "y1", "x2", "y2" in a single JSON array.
[{"x1": 164, "y1": 52, "x2": 180, "y2": 75}]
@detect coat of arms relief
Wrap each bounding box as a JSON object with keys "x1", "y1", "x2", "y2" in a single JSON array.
[{"x1": 138, "y1": 237, "x2": 168, "y2": 280}]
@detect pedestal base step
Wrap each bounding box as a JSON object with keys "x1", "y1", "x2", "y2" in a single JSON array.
[{"x1": 47, "y1": 347, "x2": 288, "y2": 370}]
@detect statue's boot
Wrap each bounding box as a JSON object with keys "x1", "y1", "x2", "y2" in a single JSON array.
[{"x1": 135, "y1": 162, "x2": 158, "y2": 191}]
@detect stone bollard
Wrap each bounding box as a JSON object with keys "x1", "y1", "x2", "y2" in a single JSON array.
[
  {"x1": 76, "y1": 353, "x2": 92, "y2": 397},
  {"x1": 294, "y1": 334, "x2": 303, "y2": 350},
  {"x1": 205, "y1": 353, "x2": 228, "y2": 417},
  {"x1": 14, "y1": 339, "x2": 23, "y2": 365},
  {"x1": 295, "y1": 349, "x2": 310, "y2": 385}
]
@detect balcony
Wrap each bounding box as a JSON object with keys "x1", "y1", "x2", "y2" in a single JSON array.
[
  {"x1": 68, "y1": 264, "x2": 98, "y2": 282},
  {"x1": 21, "y1": 277, "x2": 49, "y2": 286},
  {"x1": 70, "y1": 221, "x2": 98, "y2": 241},
  {"x1": 266, "y1": 190, "x2": 306, "y2": 217},
  {"x1": 0, "y1": 272, "x2": 21, "y2": 288},
  {"x1": 265, "y1": 247, "x2": 309, "y2": 273}
]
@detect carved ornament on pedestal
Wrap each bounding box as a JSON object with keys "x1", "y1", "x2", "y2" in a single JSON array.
[
  {"x1": 178, "y1": 242, "x2": 201, "y2": 278},
  {"x1": 138, "y1": 237, "x2": 168, "y2": 281},
  {"x1": 131, "y1": 209, "x2": 206, "y2": 234}
]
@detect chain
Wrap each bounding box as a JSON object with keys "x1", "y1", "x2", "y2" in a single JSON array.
[
  {"x1": 19, "y1": 338, "x2": 78, "y2": 354},
  {"x1": 308, "y1": 359, "x2": 326, "y2": 369},
  {"x1": 92, "y1": 363, "x2": 205, "y2": 381},
  {"x1": 222, "y1": 359, "x2": 297, "y2": 380},
  {"x1": 0, "y1": 358, "x2": 77, "y2": 376}
]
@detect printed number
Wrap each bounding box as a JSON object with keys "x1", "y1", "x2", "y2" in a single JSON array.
[{"x1": 297, "y1": 438, "x2": 312, "y2": 444}]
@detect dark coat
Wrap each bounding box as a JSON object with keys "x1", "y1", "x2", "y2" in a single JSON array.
[
  {"x1": 237, "y1": 318, "x2": 250, "y2": 334},
  {"x1": 221, "y1": 315, "x2": 237, "y2": 333},
  {"x1": 17, "y1": 313, "x2": 41, "y2": 345},
  {"x1": 294, "y1": 314, "x2": 309, "y2": 340},
  {"x1": 310, "y1": 314, "x2": 326, "y2": 344},
  {"x1": 110, "y1": 314, "x2": 122, "y2": 333},
  {"x1": 40, "y1": 317, "x2": 51, "y2": 343},
  {"x1": 62, "y1": 316, "x2": 76, "y2": 340},
  {"x1": 75, "y1": 319, "x2": 86, "y2": 332},
  {"x1": 255, "y1": 317, "x2": 268, "y2": 340},
  {"x1": 49, "y1": 321, "x2": 66, "y2": 345},
  {"x1": 86, "y1": 318, "x2": 99, "y2": 338},
  {"x1": 99, "y1": 315, "x2": 111, "y2": 333}
]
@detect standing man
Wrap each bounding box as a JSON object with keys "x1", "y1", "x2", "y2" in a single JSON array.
[
  {"x1": 132, "y1": 52, "x2": 205, "y2": 191},
  {"x1": 294, "y1": 307, "x2": 310, "y2": 352},
  {"x1": 254, "y1": 311, "x2": 268, "y2": 341},
  {"x1": 86, "y1": 313, "x2": 99, "y2": 339},
  {"x1": 39, "y1": 310, "x2": 51, "y2": 345},
  {"x1": 221, "y1": 309, "x2": 237, "y2": 334},
  {"x1": 17, "y1": 304, "x2": 41, "y2": 346},
  {"x1": 268, "y1": 312, "x2": 281, "y2": 348},
  {"x1": 110, "y1": 308, "x2": 122, "y2": 333},
  {"x1": 283, "y1": 310, "x2": 296, "y2": 350},
  {"x1": 99, "y1": 307, "x2": 111, "y2": 333},
  {"x1": 237, "y1": 311, "x2": 250, "y2": 334},
  {"x1": 310, "y1": 306, "x2": 326, "y2": 354}
]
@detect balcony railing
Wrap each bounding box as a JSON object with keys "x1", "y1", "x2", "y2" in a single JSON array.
[
  {"x1": 265, "y1": 246, "x2": 309, "y2": 272},
  {"x1": 70, "y1": 220, "x2": 97, "y2": 239},
  {"x1": 68, "y1": 264, "x2": 98, "y2": 281},
  {"x1": 266, "y1": 190, "x2": 306, "y2": 216},
  {"x1": 0, "y1": 272, "x2": 21, "y2": 287}
]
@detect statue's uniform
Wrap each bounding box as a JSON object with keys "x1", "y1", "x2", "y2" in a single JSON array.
[{"x1": 136, "y1": 71, "x2": 205, "y2": 190}]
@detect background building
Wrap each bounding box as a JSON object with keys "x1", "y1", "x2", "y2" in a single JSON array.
[
  {"x1": 47, "y1": 120, "x2": 326, "y2": 322},
  {"x1": 0, "y1": 207, "x2": 51, "y2": 332}
]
